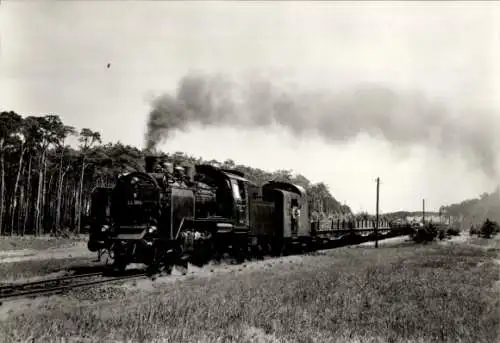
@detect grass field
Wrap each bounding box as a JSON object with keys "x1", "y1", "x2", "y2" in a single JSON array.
[
  {"x1": 0, "y1": 256, "x2": 103, "y2": 284},
  {"x1": 0, "y1": 237, "x2": 498, "y2": 343},
  {"x1": 0, "y1": 235, "x2": 86, "y2": 252}
]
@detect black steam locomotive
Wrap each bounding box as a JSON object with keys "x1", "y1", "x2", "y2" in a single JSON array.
[{"x1": 87, "y1": 155, "x2": 312, "y2": 273}]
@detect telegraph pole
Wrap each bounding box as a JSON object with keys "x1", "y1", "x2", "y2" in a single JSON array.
[{"x1": 375, "y1": 177, "x2": 380, "y2": 248}]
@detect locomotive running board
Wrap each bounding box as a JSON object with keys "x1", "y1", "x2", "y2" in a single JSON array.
[
  {"x1": 111, "y1": 230, "x2": 147, "y2": 240},
  {"x1": 216, "y1": 223, "x2": 233, "y2": 233},
  {"x1": 174, "y1": 218, "x2": 243, "y2": 237}
]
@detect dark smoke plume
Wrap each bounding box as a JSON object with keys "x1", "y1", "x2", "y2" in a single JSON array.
[{"x1": 145, "y1": 72, "x2": 500, "y2": 178}]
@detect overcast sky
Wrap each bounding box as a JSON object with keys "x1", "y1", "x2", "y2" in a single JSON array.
[{"x1": 1, "y1": 1, "x2": 499, "y2": 213}]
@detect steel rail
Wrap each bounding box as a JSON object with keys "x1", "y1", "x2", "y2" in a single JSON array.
[
  {"x1": 0, "y1": 272, "x2": 104, "y2": 292},
  {"x1": 0, "y1": 273, "x2": 147, "y2": 301}
]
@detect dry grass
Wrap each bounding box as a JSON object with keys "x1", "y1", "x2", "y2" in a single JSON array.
[
  {"x1": 0, "y1": 235, "x2": 86, "y2": 252},
  {"x1": 0, "y1": 257, "x2": 103, "y2": 284},
  {"x1": 0, "y1": 239, "x2": 498, "y2": 343},
  {"x1": 466, "y1": 237, "x2": 498, "y2": 248}
]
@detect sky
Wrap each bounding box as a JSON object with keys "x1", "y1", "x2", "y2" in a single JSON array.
[{"x1": 1, "y1": 1, "x2": 499, "y2": 213}]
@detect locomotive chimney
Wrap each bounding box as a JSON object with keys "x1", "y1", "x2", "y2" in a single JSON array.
[
  {"x1": 145, "y1": 155, "x2": 159, "y2": 173},
  {"x1": 184, "y1": 165, "x2": 195, "y2": 183}
]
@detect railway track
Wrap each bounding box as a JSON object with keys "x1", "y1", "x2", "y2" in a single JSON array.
[
  {"x1": 0, "y1": 230, "x2": 412, "y2": 302},
  {"x1": 0, "y1": 271, "x2": 147, "y2": 301}
]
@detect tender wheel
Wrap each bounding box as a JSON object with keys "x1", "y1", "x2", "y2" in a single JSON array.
[
  {"x1": 281, "y1": 245, "x2": 290, "y2": 257},
  {"x1": 233, "y1": 244, "x2": 247, "y2": 264},
  {"x1": 146, "y1": 259, "x2": 173, "y2": 278},
  {"x1": 112, "y1": 260, "x2": 127, "y2": 274},
  {"x1": 271, "y1": 242, "x2": 283, "y2": 257},
  {"x1": 146, "y1": 264, "x2": 159, "y2": 277},
  {"x1": 161, "y1": 250, "x2": 176, "y2": 276},
  {"x1": 110, "y1": 251, "x2": 127, "y2": 275}
]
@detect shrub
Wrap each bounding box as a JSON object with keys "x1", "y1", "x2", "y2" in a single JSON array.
[
  {"x1": 413, "y1": 223, "x2": 438, "y2": 243},
  {"x1": 469, "y1": 225, "x2": 481, "y2": 236},
  {"x1": 480, "y1": 219, "x2": 500, "y2": 239},
  {"x1": 438, "y1": 229, "x2": 446, "y2": 240},
  {"x1": 446, "y1": 227, "x2": 461, "y2": 236}
]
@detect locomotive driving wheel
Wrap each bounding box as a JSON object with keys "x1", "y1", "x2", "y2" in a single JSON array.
[
  {"x1": 112, "y1": 258, "x2": 127, "y2": 274},
  {"x1": 109, "y1": 243, "x2": 127, "y2": 274},
  {"x1": 102, "y1": 248, "x2": 115, "y2": 266},
  {"x1": 231, "y1": 243, "x2": 247, "y2": 264}
]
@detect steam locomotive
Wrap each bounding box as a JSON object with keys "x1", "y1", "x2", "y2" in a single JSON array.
[{"x1": 87, "y1": 155, "x2": 405, "y2": 274}]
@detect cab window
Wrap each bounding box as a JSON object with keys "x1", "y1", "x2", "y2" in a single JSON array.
[
  {"x1": 237, "y1": 180, "x2": 246, "y2": 200},
  {"x1": 230, "y1": 179, "x2": 246, "y2": 201},
  {"x1": 231, "y1": 179, "x2": 241, "y2": 201}
]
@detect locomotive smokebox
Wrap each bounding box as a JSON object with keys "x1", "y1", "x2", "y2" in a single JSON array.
[{"x1": 145, "y1": 155, "x2": 159, "y2": 173}]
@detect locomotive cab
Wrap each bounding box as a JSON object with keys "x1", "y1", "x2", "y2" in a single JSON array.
[
  {"x1": 191, "y1": 164, "x2": 252, "y2": 234},
  {"x1": 173, "y1": 164, "x2": 254, "y2": 264}
]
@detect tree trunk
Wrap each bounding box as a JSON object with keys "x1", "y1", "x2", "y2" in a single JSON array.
[
  {"x1": 18, "y1": 184, "x2": 24, "y2": 236},
  {"x1": 67, "y1": 179, "x2": 74, "y2": 229},
  {"x1": 34, "y1": 150, "x2": 46, "y2": 236},
  {"x1": 10, "y1": 145, "x2": 25, "y2": 235},
  {"x1": 40, "y1": 156, "x2": 48, "y2": 234},
  {"x1": 55, "y1": 167, "x2": 66, "y2": 233},
  {"x1": 0, "y1": 138, "x2": 4, "y2": 236},
  {"x1": 23, "y1": 155, "x2": 33, "y2": 235},
  {"x1": 44, "y1": 166, "x2": 56, "y2": 234},
  {"x1": 77, "y1": 159, "x2": 86, "y2": 233},
  {"x1": 55, "y1": 147, "x2": 66, "y2": 233},
  {"x1": 56, "y1": 167, "x2": 69, "y2": 233},
  {"x1": 74, "y1": 184, "x2": 80, "y2": 231}
]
